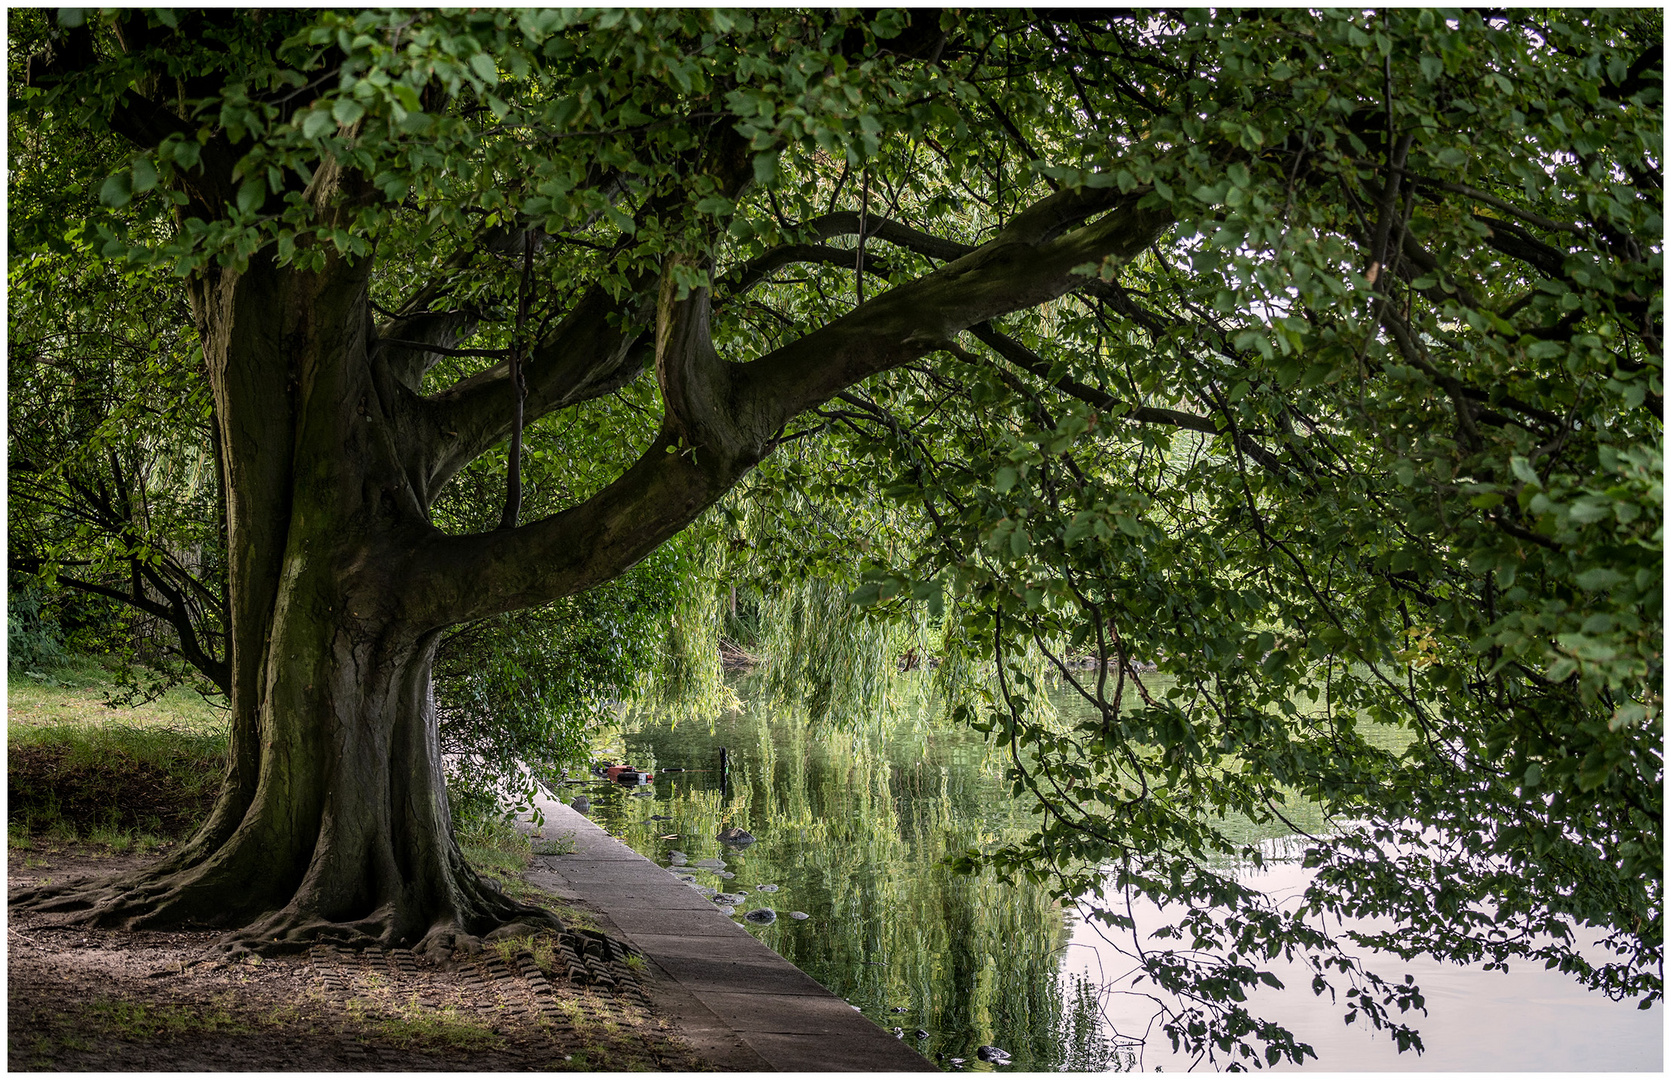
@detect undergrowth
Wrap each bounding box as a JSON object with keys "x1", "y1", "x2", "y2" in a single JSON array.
[{"x1": 9, "y1": 719, "x2": 227, "y2": 844}]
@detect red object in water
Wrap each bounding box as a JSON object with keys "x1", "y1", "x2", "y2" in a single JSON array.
[{"x1": 603, "y1": 765, "x2": 652, "y2": 784}]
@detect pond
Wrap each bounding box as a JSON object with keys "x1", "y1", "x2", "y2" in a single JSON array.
[{"x1": 572, "y1": 678, "x2": 1661, "y2": 1072}]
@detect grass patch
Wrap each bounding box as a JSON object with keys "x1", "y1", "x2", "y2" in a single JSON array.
[
  {"x1": 488, "y1": 931, "x2": 573, "y2": 979},
  {"x1": 458, "y1": 813, "x2": 541, "y2": 893},
  {"x1": 533, "y1": 834, "x2": 578, "y2": 856},
  {"x1": 9, "y1": 719, "x2": 226, "y2": 842},
  {"x1": 8, "y1": 655, "x2": 228, "y2": 846},
  {"x1": 82, "y1": 997, "x2": 250, "y2": 1039},
  {"x1": 456, "y1": 814, "x2": 598, "y2": 931},
  {"x1": 8, "y1": 656, "x2": 226, "y2": 733},
  {"x1": 346, "y1": 997, "x2": 505, "y2": 1053},
  {"x1": 457, "y1": 812, "x2": 555, "y2": 907},
  {"x1": 457, "y1": 812, "x2": 533, "y2": 878}
]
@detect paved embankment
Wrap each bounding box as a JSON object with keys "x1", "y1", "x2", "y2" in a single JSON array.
[{"x1": 519, "y1": 791, "x2": 937, "y2": 1072}]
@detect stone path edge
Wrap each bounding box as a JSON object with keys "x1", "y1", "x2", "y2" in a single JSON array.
[{"x1": 515, "y1": 790, "x2": 938, "y2": 1073}]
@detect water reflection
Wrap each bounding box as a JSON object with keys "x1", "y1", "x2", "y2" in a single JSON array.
[
  {"x1": 581, "y1": 686, "x2": 1112, "y2": 1070},
  {"x1": 575, "y1": 678, "x2": 1660, "y2": 1072}
]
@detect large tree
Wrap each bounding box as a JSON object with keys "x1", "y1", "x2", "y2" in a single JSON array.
[{"x1": 11, "y1": 8, "x2": 1660, "y2": 1064}]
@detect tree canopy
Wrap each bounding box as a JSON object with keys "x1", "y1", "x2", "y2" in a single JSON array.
[{"x1": 9, "y1": 8, "x2": 1661, "y2": 1067}]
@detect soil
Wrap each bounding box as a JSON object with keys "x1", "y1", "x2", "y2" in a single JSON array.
[{"x1": 8, "y1": 847, "x2": 712, "y2": 1071}]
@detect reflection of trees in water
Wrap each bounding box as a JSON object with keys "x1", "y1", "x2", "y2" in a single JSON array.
[
  {"x1": 613, "y1": 690, "x2": 1123, "y2": 1070},
  {"x1": 604, "y1": 677, "x2": 1344, "y2": 1069},
  {"x1": 1059, "y1": 975, "x2": 1139, "y2": 1072}
]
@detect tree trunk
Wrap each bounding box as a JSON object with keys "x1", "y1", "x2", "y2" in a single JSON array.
[{"x1": 13, "y1": 249, "x2": 557, "y2": 959}]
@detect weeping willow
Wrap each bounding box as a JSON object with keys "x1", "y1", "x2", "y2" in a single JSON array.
[{"x1": 637, "y1": 545, "x2": 739, "y2": 725}]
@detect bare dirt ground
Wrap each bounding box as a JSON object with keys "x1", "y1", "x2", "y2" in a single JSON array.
[{"x1": 8, "y1": 848, "x2": 711, "y2": 1071}]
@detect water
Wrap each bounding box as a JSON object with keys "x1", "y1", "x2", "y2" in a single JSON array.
[{"x1": 573, "y1": 684, "x2": 1661, "y2": 1071}]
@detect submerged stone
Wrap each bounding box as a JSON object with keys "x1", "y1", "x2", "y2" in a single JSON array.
[
  {"x1": 717, "y1": 826, "x2": 756, "y2": 846},
  {"x1": 743, "y1": 908, "x2": 777, "y2": 924},
  {"x1": 789, "y1": 911, "x2": 810, "y2": 920},
  {"x1": 712, "y1": 892, "x2": 748, "y2": 905},
  {"x1": 754, "y1": 883, "x2": 779, "y2": 892}
]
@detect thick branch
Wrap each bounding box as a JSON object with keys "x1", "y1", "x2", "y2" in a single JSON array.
[
  {"x1": 1474, "y1": 214, "x2": 1567, "y2": 279},
  {"x1": 738, "y1": 187, "x2": 1172, "y2": 420}
]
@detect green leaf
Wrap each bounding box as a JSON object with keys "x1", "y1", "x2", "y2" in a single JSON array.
[
  {"x1": 302, "y1": 109, "x2": 335, "y2": 140},
  {"x1": 1509, "y1": 456, "x2": 1542, "y2": 487},
  {"x1": 130, "y1": 157, "x2": 158, "y2": 194},
  {"x1": 99, "y1": 172, "x2": 133, "y2": 208},
  {"x1": 332, "y1": 98, "x2": 367, "y2": 126},
  {"x1": 469, "y1": 53, "x2": 500, "y2": 86},
  {"x1": 1573, "y1": 567, "x2": 1625, "y2": 591},
  {"x1": 848, "y1": 582, "x2": 881, "y2": 607},
  {"x1": 171, "y1": 139, "x2": 202, "y2": 170},
  {"x1": 236, "y1": 177, "x2": 267, "y2": 216}
]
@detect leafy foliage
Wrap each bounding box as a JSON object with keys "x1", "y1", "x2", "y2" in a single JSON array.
[{"x1": 7, "y1": 588, "x2": 71, "y2": 673}]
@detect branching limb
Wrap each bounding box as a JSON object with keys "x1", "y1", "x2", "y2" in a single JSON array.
[
  {"x1": 789, "y1": 210, "x2": 976, "y2": 262},
  {"x1": 413, "y1": 183, "x2": 1176, "y2": 626},
  {"x1": 420, "y1": 282, "x2": 653, "y2": 496},
  {"x1": 721, "y1": 244, "x2": 894, "y2": 301}
]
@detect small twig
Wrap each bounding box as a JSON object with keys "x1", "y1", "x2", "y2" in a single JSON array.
[
  {"x1": 498, "y1": 233, "x2": 534, "y2": 531},
  {"x1": 378, "y1": 338, "x2": 509, "y2": 359},
  {"x1": 856, "y1": 166, "x2": 870, "y2": 306}
]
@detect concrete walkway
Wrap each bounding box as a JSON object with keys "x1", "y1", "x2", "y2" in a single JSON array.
[{"x1": 518, "y1": 790, "x2": 936, "y2": 1072}]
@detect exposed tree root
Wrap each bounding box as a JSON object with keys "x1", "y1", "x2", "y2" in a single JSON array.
[
  {"x1": 11, "y1": 862, "x2": 574, "y2": 968},
  {"x1": 9, "y1": 863, "x2": 221, "y2": 930}
]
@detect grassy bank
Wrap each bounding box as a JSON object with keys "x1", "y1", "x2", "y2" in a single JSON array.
[
  {"x1": 9, "y1": 658, "x2": 228, "y2": 733},
  {"x1": 9, "y1": 660, "x2": 229, "y2": 853}
]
